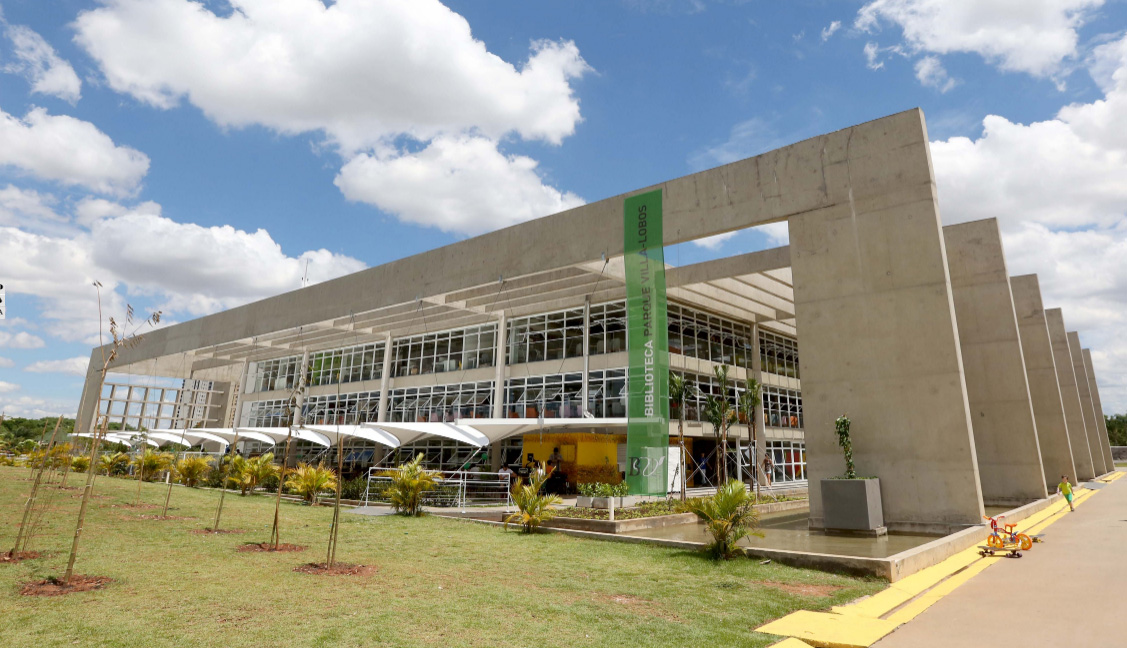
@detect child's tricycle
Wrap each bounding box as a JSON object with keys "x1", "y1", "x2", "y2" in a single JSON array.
[{"x1": 978, "y1": 515, "x2": 1032, "y2": 557}]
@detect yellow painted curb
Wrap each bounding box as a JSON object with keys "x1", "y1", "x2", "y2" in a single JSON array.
[
  {"x1": 770, "y1": 638, "x2": 816, "y2": 648},
  {"x1": 757, "y1": 610, "x2": 898, "y2": 648}
]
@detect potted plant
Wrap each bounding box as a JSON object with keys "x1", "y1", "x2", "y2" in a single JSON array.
[
  {"x1": 576, "y1": 482, "x2": 636, "y2": 509},
  {"x1": 820, "y1": 415, "x2": 885, "y2": 535}
]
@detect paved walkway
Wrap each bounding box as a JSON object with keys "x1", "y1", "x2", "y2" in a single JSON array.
[{"x1": 874, "y1": 473, "x2": 1125, "y2": 647}]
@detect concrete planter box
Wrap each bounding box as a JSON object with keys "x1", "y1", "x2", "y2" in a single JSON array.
[
  {"x1": 821, "y1": 478, "x2": 885, "y2": 535},
  {"x1": 575, "y1": 495, "x2": 640, "y2": 509}
]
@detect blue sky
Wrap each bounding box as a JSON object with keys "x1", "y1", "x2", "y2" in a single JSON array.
[{"x1": 1, "y1": 0, "x2": 1125, "y2": 416}]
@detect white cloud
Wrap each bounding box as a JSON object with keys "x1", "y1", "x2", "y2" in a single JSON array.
[
  {"x1": 931, "y1": 32, "x2": 1127, "y2": 412},
  {"x1": 821, "y1": 21, "x2": 842, "y2": 42},
  {"x1": 0, "y1": 380, "x2": 18, "y2": 393},
  {"x1": 693, "y1": 232, "x2": 739, "y2": 250},
  {"x1": 2, "y1": 23, "x2": 82, "y2": 102},
  {"x1": 864, "y1": 42, "x2": 885, "y2": 69},
  {"x1": 0, "y1": 184, "x2": 68, "y2": 233},
  {"x1": 336, "y1": 136, "x2": 584, "y2": 236},
  {"x1": 24, "y1": 356, "x2": 89, "y2": 376},
  {"x1": 74, "y1": 0, "x2": 589, "y2": 151},
  {"x1": 73, "y1": 0, "x2": 589, "y2": 236},
  {"x1": 0, "y1": 394, "x2": 77, "y2": 418},
  {"x1": 0, "y1": 330, "x2": 45, "y2": 349},
  {"x1": 856, "y1": 0, "x2": 1102, "y2": 78},
  {"x1": 0, "y1": 106, "x2": 150, "y2": 196},
  {"x1": 915, "y1": 55, "x2": 958, "y2": 92},
  {"x1": 74, "y1": 196, "x2": 133, "y2": 228},
  {"x1": 0, "y1": 357, "x2": 13, "y2": 368}
]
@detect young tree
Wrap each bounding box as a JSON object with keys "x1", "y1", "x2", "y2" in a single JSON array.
[
  {"x1": 9, "y1": 416, "x2": 63, "y2": 558},
  {"x1": 738, "y1": 379, "x2": 762, "y2": 501},
  {"x1": 704, "y1": 365, "x2": 736, "y2": 485},
  {"x1": 63, "y1": 283, "x2": 160, "y2": 584},
  {"x1": 668, "y1": 372, "x2": 688, "y2": 502}
]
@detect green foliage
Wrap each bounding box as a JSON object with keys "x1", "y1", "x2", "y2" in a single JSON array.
[
  {"x1": 71, "y1": 455, "x2": 91, "y2": 473},
  {"x1": 173, "y1": 455, "x2": 215, "y2": 488},
  {"x1": 556, "y1": 499, "x2": 682, "y2": 520},
  {"x1": 683, "y1": 480, "x2": 763, "y2": 559},
  {"x1": 669, "y1": 372, "x2": 687, "y2": 422},
  {"x1": 226, "y1": 453, "x2": 278, "y2": 495},
  {"x1": 739, "y1": 379, "x2": 761, "y2": 425},
  {"x1": 99, "y1": 452, "x2": 130, "y2": 476},
  {"x1": 0, "y1": 417, "x2": 76, "y2": 446},
  {"x1": 132, "y1": 450, "x2": 174, "y2": 481},
  {"x1": 341, "y1": 476, "x2": 368, "y2": 501},
  {"x1": 284, "y1": 461, "x2": 338, "y2": 504},
  {"x1": 505, "y1": 468, "x2": 563, "y2": 533},
  {"x1": 576, "y1": 481, "x2": 629, "y2": 497},
  {"x1": 1106, "y1": 414, "x2": 1127, "y2": 446},
  {"x1": 834, "y1": 415, "x2": 856, "y2": 479},
  {"x1": 380, "y1": 453, "x2": 441, "y2": 516}
]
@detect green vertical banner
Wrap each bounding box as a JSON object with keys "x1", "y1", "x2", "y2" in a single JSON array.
[{"x1": 624, "y1": 189, "x2": 669, "y2": 496}]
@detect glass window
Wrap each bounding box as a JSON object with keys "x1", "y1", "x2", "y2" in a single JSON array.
[
  {"x1": 763, "y1": 386, "x2": 803, "y2": 430},
  {"x1": 391, "y1": 324, "x2": 498, "y2": 377},
  {"x1": 760, "y1": 331, "x2": 800, "y2": 379},
  {"x1": 765, "y1": 440, "x2": 806, "y2": 483}
]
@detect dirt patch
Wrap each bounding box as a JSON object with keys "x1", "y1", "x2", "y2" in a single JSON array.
[
  {"x1": 20, "y1": 575, "x2": 112, "y2": 597},
  {"x1": 112, "y1": 503, "x2": 160, "y2": 510},
  {"x1": 70, "y1": 493, "x2": 110, "y2": 500},
  {"x1": 294, "y1": 562, "x2": 375, "y2": 576},
  {"x1": 131, "y1": 515, "x2": 196, "y2": 521},
  {"x1": 601, "y1": 594, "x2": 682, "y2": 622},
  {"x1": 0, "y1": 551, "x2": 43, "y2": 564},
  {"x1": 237, "y1": 542, "x2": 306, "y2": 553},
  {"x1": 757, "y1": 581, "x2": 843, "y2": 597},
  {"x1": 190, "y1": 528, "x2": 245, "y2": 535}
]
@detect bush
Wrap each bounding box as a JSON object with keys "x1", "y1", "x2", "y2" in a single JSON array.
[
  {"x1": 285, "y1": 462, "x2": 338, "y2": 504},
  {"x1": 173, "y1": 455, "x2": 215, "y2": 488},
  {"x1": 505, "y1": 468, "x2": 563, "y2": 533},
  {"x1": 341, "y1": 476, "x2": 368, "y2": 501},
  {"x1": 576, "y1": 481, "x2": 630, "y2": 498},
  {"x1": 99, "y1": 452, "x2": 130, "y2": 476},
  {"x1": 132, "y1": 450, "x2": 174, "y2": 481},
  {"x1": 71, "y1": 455, "x2": 90, "y2": 473},
  {"x1": 575, "y1": 463, "x2": 622, "y2": 485},
  {"x1": 683, "y1": 480, "x2": 763, "y2": 560},
  {"x1": 380, "y1": 453, "x2": 441, "y2": 516}
]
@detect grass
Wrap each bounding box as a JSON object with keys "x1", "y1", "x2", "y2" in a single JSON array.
[{"x1": 0, "y1": 466, "x2": 883, "y2": 647}]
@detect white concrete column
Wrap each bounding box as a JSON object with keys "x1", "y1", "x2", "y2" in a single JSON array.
[
  {"x1": 376, "y1": 333, "x2": 393, "y2": 423},
  {"x1": 1045, "y1": 309, "x2": 1096, "y2": 481},
  {"x1": 750, "y1": 323, "x2": 766, "y2": 488},
  {"x1": 1010, "y1": 275, "x2": 1075, "y2": 489},
  {"x1": 1081, "y1": 349, "x2": 1115, "y2": 474},
  {"x1": 492, "y1": 312, "x2": 508, "y2": 419},
  {"x1": 230, "y1": 360, "x2": 250, "y2": 453},
  {"x1": 1068, "y1": 332, "x2": 1109, "y2": 476},
  {"x1": 75, "y1": 348, "x2": 106, "y2": 435},
  {"x1": 789, "y1": 111, "x2": 984, "y2": 533},
  {"x1": 943, "y1": 220, "x2": 1046, "y2": 504},
  {"x1": 581, "y1": 297, "x2": 591, "y2": 416}
]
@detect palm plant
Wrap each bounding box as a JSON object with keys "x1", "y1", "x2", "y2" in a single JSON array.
[
  {"x1": 132, "y1": 449, "x2": 174, "y2": 482},
  {"x1": 98, "y1": 452, "x2": 129, "y2": 475},
  {"x1": 227, "y1": 453, "x2": 277, "y2": 495},
  {"x1": 380, "y1": 453, "x2": 441, "y2": 516},
  {"x1": 505, "y1": 468, "x2": 563, "y2": 533},
  {"x1": 704, "y1": 366, "x2": 737, "y2": 485},
  {"x1": 683, "y1": 479, "x2": 763, "y2": 559},
  {"x1": 669, "y1": 371, "x2": 688, "y2": 502},
  {"x1": 71, "y1": 456, "x2": 91, "y2": 473},
  {"x1": 173, "y1": 456, "x2": 214, "y2": 488},
  {"x1": 285, "y1": 462, "x2": 338, "y2": 505},
  {"x1": 738, "y1": 379, "x2": 762, "y2": 500}
]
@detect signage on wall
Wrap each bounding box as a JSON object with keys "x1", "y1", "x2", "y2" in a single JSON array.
[{"x1": 623, "y1": 190, "x2": 669, "y2": 496}]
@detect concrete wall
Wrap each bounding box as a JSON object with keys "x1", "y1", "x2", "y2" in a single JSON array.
[
  {"x1": 1009, "y1": 275, "x2": 1075, "y2": 487},
  {"x1": 943, "y1": 220, "x2": 1045, "y2": 504},
  {"x1": 1069, "y1": 336, "x2": 1109, "y2": 475},
  {"x1": 791, "y1": 111, "x2": 984, "y2": 533},
  {"x1": 1082, "y1": 349, "x2": 1116, "y2": 472},
  {"x1": 1045, "y1": 309, "x2": 1096, "y2": 480}
]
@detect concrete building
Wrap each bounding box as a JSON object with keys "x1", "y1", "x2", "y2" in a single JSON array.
[{"x1": 74, "y1": 109, "x2": 1116, "y2": 534}]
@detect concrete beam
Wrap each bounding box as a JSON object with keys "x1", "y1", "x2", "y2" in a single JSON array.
[
  {"x1": 98, "y1": 109, "x2": 929, "y2": 370},
  {"x1": 1068, "y1": 332, "x2": 1110, "y2": 476},
  {"x1": 665, "y1": 246, "x2": 791, "y2": 287},
  {"x1": 1081, "y1": 349, "x2": 1116, "y2": 473},
  {"x1": 1009, "y1": 275, "x2": 1075, "y2": 488},
  {"x1": 943, "y1": 219, "x2": 1046, "y2": 504},
  {"x1": 1044, "y1": 309, "x2": 1096, "y2": 480},
  {"x1": 792, "y1": 111, "x2": 984, "y2": 533}
]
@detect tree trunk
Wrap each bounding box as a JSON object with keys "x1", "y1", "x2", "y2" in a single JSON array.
[
  {"x1": 64, "y1": 417, "x2": 108, "y2": 583},
  {"x1": 12, "y1": 416, "x2": 63, "y2": 555},
  {"x1": 269, "y1": 430, "x2": 294, "y2": 550},
  {"x1": 213, "y1": 433, "x2": 239, "y2": 531},
  {"x1": 677, "y1": 415, "x2": 686, "y2": 502},
  {"x1": 327, "y1": 438, "x2": 344, "y2": 566}
]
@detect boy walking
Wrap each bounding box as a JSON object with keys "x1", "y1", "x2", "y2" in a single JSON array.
[{"x1": 1057, "y1": 475, "x2": 1075, "y2": 512}]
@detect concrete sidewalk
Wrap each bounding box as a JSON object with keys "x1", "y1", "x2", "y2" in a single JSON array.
[{"x1": 874, "y1": 473, "x2": 1125, "y2": 647}]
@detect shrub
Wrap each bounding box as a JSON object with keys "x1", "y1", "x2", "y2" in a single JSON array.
[
  {"x1": 380, "y1": 453, "x2": 441, "y2": 516},
  {"x1": 132, "y1": 450, "x2": 174, "y2": 481},
  {"x1": 505, "y1": 468, "x2": 563, "y2": 533},
  {"x1": 227, "y1": 453, "x2": 278, "y2": 495},
  {"x1": 341, "y1": 476, "x2": 368, "y2": 501},
  {"x1": 576, "y1": 481, "x2": 629, "y2": 498},
  {"x1": 71, "y1": 455, "x2": 90, "y2": 473},
  {"x1": 285, "y1": 462, "x2": 338, "y2": 504},
  {"x1": 683, "y1": 480, "x2": 763, "y2": 560},
  {"x1": 834, "y1": 415, "x2": 856, "y2": 479},
  {"x1": 173, "y1": 455, "x2": 215, "y2": 488},
  {"x1": 99, "y1": 452, "x2": 130, "y2": 476},
  {"x1": 575, "y1": 462, "x2": 622, "y2": 485}
]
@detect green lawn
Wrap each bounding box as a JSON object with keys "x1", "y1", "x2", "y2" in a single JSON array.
[{"x1": 0, "y1": 465, "x2": 882, "y2": 648}]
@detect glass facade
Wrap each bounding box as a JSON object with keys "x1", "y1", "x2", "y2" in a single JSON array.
[
  {"x1": 246, "y1": 398, "x2": 291, "y2": 427},
  {"x1": 303, "y1": 390, "x2": 381, "y2": 426},
  {"x1": 760, "y1": 330, "x2": 800, "y2": 379},
  {"x1": 668, "y1": 303, "x2": 754, "y2": 367},
  {"x1": 249, "y1": 355, "x2": 304, "y2": 393},
  {"x1": 766, "y1": 440, "x2": 807, "y2": 483},
  {"x1": 308, "y1": 343, "x2": 385, "y2": 387},
  {"x1": 507, "y1": 308, "x2": 585, "y2": 364},
  {"x1": 763, "y1": 386, "x2": 803, "y2": 429},
  {"x1": 391, "y1": 324, "x2": 496, "y2": 377},
  {"x1": 588, "y1": 302, "x2": 627, "y2": 356},
  {"x1": 388, "y1": 381, "x2": 494, "y2": 422},
  {"x1": 671, "y1": 371, "x2": 754, "y2": 424}
]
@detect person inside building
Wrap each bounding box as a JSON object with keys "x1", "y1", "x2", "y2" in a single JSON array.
[
  {"x1": 762, "y1": 453, "x2": 774, "y2": 487},
  {"x1": 498, "y1": 461, "x2": 514, "y2": 485},
  {"x1": 548, "y1": 447, "x2": 564, "y2": 472}
]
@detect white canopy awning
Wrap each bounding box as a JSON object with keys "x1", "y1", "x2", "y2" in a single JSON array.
[
  {"x1": 361, "y1": 421, "x2": 490, "y2": 447},
  {"x1": 448, "y1": 418, "x2": 627, "y2": 444},
  {"x1": 301, "y1": 425, "x2": 402, "y2": 448},
  {"x1": 236, "y1": 426, "x2": 331, "y2": 448},
  {"x1": 71, "y1": 432, "x2": 159, "y2": 447}
]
